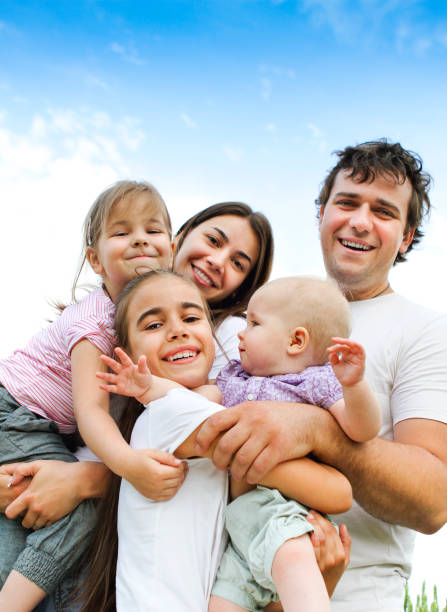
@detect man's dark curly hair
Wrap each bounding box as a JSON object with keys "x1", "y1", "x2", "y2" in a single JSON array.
[{"x1": 316, "y1": 139, "x2": 432, "y2": 264}]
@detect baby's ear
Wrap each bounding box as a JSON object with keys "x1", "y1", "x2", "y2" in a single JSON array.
[{"x1": 287, "y1": 327, "x2": 309, "y2": 356}]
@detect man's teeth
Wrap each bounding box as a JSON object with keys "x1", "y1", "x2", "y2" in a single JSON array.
[
  {"x1": 340, "y1": 239, "x2": 372, "y2": 251},
  {"x1": 194, "y1": 267, "x2": 215, "y2": 286},
  {"x1": 167, "y1": 351, "x2": 197, "y2": 362}
]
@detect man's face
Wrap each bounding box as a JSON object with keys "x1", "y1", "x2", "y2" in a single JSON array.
[{"x1": 319, "y1": 170, "x2": 415, "y2": 300}]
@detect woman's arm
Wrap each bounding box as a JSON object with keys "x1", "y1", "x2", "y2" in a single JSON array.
[{"x1": 1, "y1": 460, "x2": 110, "y2": 527}]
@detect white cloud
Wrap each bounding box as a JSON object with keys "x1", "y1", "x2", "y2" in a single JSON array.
[
  {"x1": 85, "y1": 74, "x2": 109, "y2": 91},
  {"x1": 307, "y1": 122, "x2": 328, "y2": 152},
  {"x1": 223, "y1": 145, "x2": 243, "y2": 162},
  {"x1": 31, "y1": 115, "x2": 47, "y2": 139},
  {"x1": 260, "y1": 77, "x2": 272, "y2": 100},
  {"x1": 180, "y1": 112, "x2": 197, "y2": 129},
  {"x1": 109, "y1": 41, "x2": 146, "y2": 66},
  {"x1": 265, "y1": 123, "x2": 277, "y2": 133}
]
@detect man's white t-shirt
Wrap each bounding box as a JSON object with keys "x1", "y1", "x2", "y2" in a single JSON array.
[
  {"x1": 332, "y1": 293, "x2": 447, "y2": 612},
  {"x1": 116, "y1": 389, "x2": 229, "y2": 612}
]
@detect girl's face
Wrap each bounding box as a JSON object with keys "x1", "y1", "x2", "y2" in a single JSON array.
[
  {"x1": 87, "y1": 194, "x2": 172, "y2": 302},
  {"x1": 174, "y1": 215, "x2": 260, "y2": 304},
  {"x1": 125, "y1": 276, "x2": 215, "y2": 388}
]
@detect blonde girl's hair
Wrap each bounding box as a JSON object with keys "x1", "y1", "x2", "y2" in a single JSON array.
[
  {"x1": 174, "y1": 202, "x2": 274, "y2": 326},
  {"x1": 72, "y1": 180, "x2": 172, "y2": 302}
]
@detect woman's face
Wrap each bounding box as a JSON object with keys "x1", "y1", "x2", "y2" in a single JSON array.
[{"x1": 173, "y1": 214, "x2": 260, "y2": 304}]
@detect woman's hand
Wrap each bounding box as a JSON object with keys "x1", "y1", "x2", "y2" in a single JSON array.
[
  {"x1": 0, "y1": 464, "x2": 31, "y2": 513},
  {"x1": 124, "y1": 448, "x2": 188, "y2": 500},
  {"x1": 3, "y1": 461, "x2": 98, "y2": 529},
  {"x1": 307, "y1": 511, "x2": 351, "y2": 596}
]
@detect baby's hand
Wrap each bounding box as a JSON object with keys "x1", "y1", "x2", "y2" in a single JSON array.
[
  {"x1": 327, "y1": 337, "x2": 365, "y2": 387},
  {"x1": 97, "y1": 347, "x2": 152, "y2": 404},
  {"x1": 126, "y1": 449, "x2": 188, "y2": 501}
]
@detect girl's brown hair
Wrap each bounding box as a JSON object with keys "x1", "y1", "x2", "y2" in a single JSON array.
[
  {"x1": 175, "y1": 202, "x2": 274, "y2": 326},
  {"x1": 79, "y1": 270, "x2": 210, "y2": 612}
]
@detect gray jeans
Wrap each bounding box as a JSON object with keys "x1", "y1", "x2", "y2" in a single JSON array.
[{"x1": 0, "y1": 385, "x2": 97, "y2": 594}]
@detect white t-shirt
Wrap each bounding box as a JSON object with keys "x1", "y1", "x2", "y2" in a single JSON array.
[
  {"x1": 331, "y1": 293, "x2": 447, "y2": 612},
  {"x1": 210, "y1": 315, "x2": 246, "y2": 380},
  {"x1": 116, "y1": 388, "x2": 229, "y2": 612}
]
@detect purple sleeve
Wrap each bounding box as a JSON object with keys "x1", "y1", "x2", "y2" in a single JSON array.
[{"x1": 299, "y1": 364, "x2": 343, "y2": 410}]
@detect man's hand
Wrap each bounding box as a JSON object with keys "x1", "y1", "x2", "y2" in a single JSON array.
[
  {"x1": 97, "y1": 347, "x2": 153, "y2": 404},
  {"x1": 195, "y1": 401, "x2": 323, "y2": 483}
]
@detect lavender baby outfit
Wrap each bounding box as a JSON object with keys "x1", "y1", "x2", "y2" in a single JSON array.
[{"x1": 211, "y1": 360, "x2": 343, "y2": 611}]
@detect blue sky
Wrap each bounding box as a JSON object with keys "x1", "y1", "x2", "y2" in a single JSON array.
[{"x1": 1, "y1": 0, "x2": 447, "y2": 602}]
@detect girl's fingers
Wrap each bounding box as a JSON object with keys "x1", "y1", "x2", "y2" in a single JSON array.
[
  {"x1": 99, "y1": 383, "x2": 117, "y2": 393},
  {"x1": 115, "y1": 347, "x2": 134, "y2": 366},
  {"x1": 100, "y1": 354, "x2": 122, "y2": 373},
  {"x1": 96, "y1": 372, "x2": 118, "y2": 383},
  {"x1": 137, "y1": 355, "x2": 148, "y2": 373}
]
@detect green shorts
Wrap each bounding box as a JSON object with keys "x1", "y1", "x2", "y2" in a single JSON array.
[{"x1": 212, "y1": 486, "x2": 315, "y2": 611}]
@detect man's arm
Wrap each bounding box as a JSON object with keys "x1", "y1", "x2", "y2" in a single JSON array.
[
  {"x1": 196, "y1": 401, "x2": 447, "y2": 534},
  {"x1": 313, "y1": 411, "x2": 447, "y2": 534}
]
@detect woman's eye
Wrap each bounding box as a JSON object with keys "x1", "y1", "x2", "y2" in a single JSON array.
[
  {"x1": 207, "y1": 234, "x2": 219, "y2": 246},
  {"x1": 232, "y1": 258, "x2": 244, "y2": 272}
]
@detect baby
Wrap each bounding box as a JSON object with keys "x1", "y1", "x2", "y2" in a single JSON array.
[{"x1": 208, "y1": 276, "x2": 381, "y2": 611}]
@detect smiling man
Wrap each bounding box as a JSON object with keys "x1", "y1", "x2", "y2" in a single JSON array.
[{"x1": 197, "y1": 140, "x2": 447, "y2": 611}]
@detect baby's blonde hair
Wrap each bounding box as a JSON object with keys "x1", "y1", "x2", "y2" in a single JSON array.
[
  {"x1": 72, "y1": 180, "x2": 171, "y2": 302},
  {"x1": 259, "y1": 276, "x2": 351, "y2": 364}
]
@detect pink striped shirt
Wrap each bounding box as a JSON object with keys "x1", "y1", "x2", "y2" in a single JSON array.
[{"x1": 0, "y1": 287, "x2": 115, "y2": 433}]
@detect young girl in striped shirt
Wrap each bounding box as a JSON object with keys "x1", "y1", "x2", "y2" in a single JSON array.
[{"x1": 0, "y1": 180, "x2": 181, "y2": 612}]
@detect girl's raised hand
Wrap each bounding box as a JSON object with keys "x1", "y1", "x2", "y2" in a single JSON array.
[
  {"x1": 327, "y1": 337, "x2": 366, "y2": 387},
  {"x1": 97, "y1": 347, "x2": 153, "y2": 404}
]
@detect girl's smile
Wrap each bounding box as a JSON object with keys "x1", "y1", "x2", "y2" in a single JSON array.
[{"x1": 87, "y1": 194, "x2": 172, "y2": 302}]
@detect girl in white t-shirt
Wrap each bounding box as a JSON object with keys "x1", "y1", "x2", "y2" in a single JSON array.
[
  {"x1": 91, "y1": 270, "x2": 351, "y2": 612},
  {"x1": 0, "y1": 180, "x2": 174, "y2": 612}
]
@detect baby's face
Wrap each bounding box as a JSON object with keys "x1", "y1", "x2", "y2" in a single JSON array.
[{"x1": 238, "y1": 286, "x2": 291, "y2": 377}]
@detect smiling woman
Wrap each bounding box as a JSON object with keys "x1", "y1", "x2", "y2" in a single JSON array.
[{"x1": 174, "y1": 202, "x2": 274, "y2": 326}]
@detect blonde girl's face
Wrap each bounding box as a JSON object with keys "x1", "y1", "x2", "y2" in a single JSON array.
[
  {"x1": 125, "y1": 276, "x2": 215, "y2": 388},
  {"x1": 173, "y1": 215, "x2": 260, "y2": 304},
  {"x1": 86, "y1": 193, "x2": 173, "y2": 302}
]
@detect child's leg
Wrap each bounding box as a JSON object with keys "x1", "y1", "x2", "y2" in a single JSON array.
[
  {"x1": 208, "y1": 594, "x2": 249, "y2": 611},
  {"x1": 271, "y1": 534, "x2": 330, "y2": 612},
  {"x1": 0, "y1": 570, "x2": 47, "y2": 611},
  {"x1": 0, "y1": 391, "x2": 96, "y2": 605}
]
